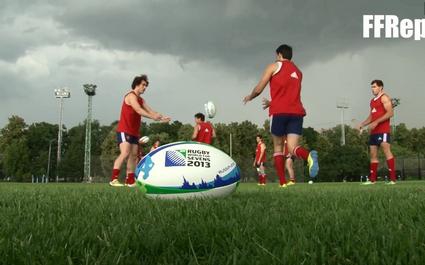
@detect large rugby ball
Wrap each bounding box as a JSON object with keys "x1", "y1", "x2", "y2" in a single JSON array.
[{"x1": 135, "y1": 141, "x2": 240, "y2": 199}]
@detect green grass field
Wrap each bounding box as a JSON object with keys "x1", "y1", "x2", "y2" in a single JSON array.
[{"x1": 1, "y1": 181, "x2": 425, "y2": 265}]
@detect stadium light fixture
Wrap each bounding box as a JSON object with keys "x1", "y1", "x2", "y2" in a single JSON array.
[
  {"x1": 54, "y1": 88, "x2": 71, "y2": 182},
  {"x1": 336, "y1": 98, "x2": 349, "y2": 146},
  {"x1": 83, "y1": 84, "x2": 96, "y2": 183}
]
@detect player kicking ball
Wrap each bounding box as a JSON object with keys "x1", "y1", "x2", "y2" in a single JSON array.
[
  {"x1": 357, "y1": 80, "x2": 397, "y2": 185},
  {"x1": 243, "y1": 44, "x2": 319, "y2": 188}
]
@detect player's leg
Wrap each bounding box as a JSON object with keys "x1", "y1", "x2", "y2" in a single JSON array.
[
  {"x1": 270, "y1": 115, "x2": 288, "y2": 187},
  {"x1": 367, "y1": 145, "x2": 379, "y2": 184},
  {"x1": 255, "y1": 165, "x2": 262, "y2": 185},
  {"x1": 125, "y1": 143, "x2": 139, "y2": 187},
  {"x1": 286, "y1": 116, "x2": 319, "y2": 178},
  {"x1": 381, "y1": 134, "x2": 396, "y2": 183},
  {"x1": 259, "y1": 163, "x2": 267, "y2": 185},
  {"x1": 110, "y1": 135, "x2": 131, "y2": 186},
  {"x1": 286, "y1": 157, "x2": 296, "y2": 185},
  {"x1": 272, "y1": 135, "x2": 287, "y2": 187}
]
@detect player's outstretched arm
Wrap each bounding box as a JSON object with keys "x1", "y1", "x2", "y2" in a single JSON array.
[
  {"x1": 243, "y1": 63, "x2": 276, "y2": 104},
  {"x1": 141, "y1": 100, "x2": 171, "y2": 122},
  {"x1": 128, "y1": 94, "x2": 162, "y2": 121}
]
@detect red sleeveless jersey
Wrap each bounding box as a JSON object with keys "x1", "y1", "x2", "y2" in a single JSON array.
[
  {"x1": 269, "y1": 60, "x2": 306, "y2": 116},
  {"x1": 116, "y1": 91, "x2": 144, "y2": 137},
  {"x1": 370, "y1": 93, "x2": 391, "y2": 134},
  {"x1": 195, "y1": 122, "x2": 213, "y2": 144},
  {"x1": 255, "y1": 142, "x2": 266, "y2": 163}
]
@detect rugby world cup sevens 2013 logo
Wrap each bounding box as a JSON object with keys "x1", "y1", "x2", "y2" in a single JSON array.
[
  {"x1": 165, "y1": 150, "x2": 187, "y2": 167},
  {"x1": 165, "y1": 149, "x2": 212, "y2": 168}
]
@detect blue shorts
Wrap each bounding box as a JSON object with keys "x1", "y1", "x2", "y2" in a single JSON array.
[
  {"x1": 369, "y1": 133, "x2": 391, "y2": 146},
  {"x1": 116, "y1": 132, "x2": 139, "y2": 145},
  {"x1": 270, "y1": 115, "x2": 303, "y2": 136}
]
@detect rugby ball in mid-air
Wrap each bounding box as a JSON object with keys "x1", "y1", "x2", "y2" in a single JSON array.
[
  {"x1": 135, "y1": 141, "x2": 240, "y2": 199},
  {"x1": 139, "y1": 136, "x2": 150, "y2": 144},
  {"x1": 204, "y1": 101, "x2": 216, "y2": 118}
]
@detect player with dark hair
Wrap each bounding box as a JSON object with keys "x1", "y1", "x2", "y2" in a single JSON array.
[
  {"x1": 110, "y1": 74, "x2": 170, "y2": 187},
  {"x1": 243, "y1": 44, "x2": 319, "y2": 188},
  {"x1": 254, "y1": 134, "x2": 267, "y2": 185},
  {"x1": 192, "y1": 112, "x2": 216, "y2": 144},
  {"x1": 357, "y1": 79, "x2": 396, "y2": 185}
]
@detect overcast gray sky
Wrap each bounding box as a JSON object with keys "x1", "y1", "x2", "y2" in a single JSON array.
[{"x1": 1, "y1": 0, "x2": 424, "y2": 130}]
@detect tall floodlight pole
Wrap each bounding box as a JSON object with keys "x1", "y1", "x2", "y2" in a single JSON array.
[
  {"x1": 54, "y1": 88, "x2": 71, "y2": 182},
  {"x1": 46, "y1": 139, "x2": 55, "y2": 183},
  {"x1": 83, "y1": 84, "x2": 96, "y2": 183},
  {"x1": 336, "y1": 99, "x2": 349, "y2": 146}
]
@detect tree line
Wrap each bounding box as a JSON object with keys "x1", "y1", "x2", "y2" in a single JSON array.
[{"x1": 0, "y1": 115, "x2": 424, "y2": 182}]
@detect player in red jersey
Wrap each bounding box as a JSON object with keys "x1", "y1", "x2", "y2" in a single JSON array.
[
  {"x1": 357, "y1": 80, "x2": 396, "y2": 185},
  {"x1": 192, "y1": 113, "x2": 216, "y2": 144},
  {"x1": 110, "y1": 75, "x2": 170, "y2": 187},
  {"x1": 243, "y1": 44, "x2": 319, "y2": 188},
  {"x1": 254, "y1": 134, "x2": 267, "y2": 185}
]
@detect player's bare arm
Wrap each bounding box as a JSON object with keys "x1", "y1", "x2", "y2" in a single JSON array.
[
  {"x1": 127, "y1": 93, "x2": 161, "y2": 121},
  {"x1": 358, "y1": 114, "x2": 372, "y2": 131},
  {"x1": 191, "y1": 125, "x2": 199, "y2": 140},
  {"x1": 262, "y1": 98, "x2": 271, "y2": 110},
  {"x1": 142, "y1": 101, "x2": 171, "y2": 122},
  {"x1": 243, "y1": 63, "x2": 276, "y2": 104},
  {"x1": 369, "y1": 94, "x2": 394, "y2": 130},
  {"x1": 212, "y1": 126, "x2": 216, "y2": 138}
]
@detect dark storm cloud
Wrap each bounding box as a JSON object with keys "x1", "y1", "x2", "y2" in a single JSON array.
[
  {"x1": 1, "y1": 0, "x2": 422, "y2": 69},
  {"x1": 0, "y1": 0, "x2": 424, "y2": 128},
  {"x1": 0, "y1": 0, "x2": 66, "y2": 61},
  {"x1": 0, "y1": 71, "x2": 26, "y2": 99},
  {"x1": 54, "y1": 0, "x2": 423, "y2": 70}
]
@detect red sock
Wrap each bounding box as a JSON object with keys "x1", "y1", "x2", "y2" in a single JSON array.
[
  {"x1": 369, "y1": 162, "x2": 378, "y2": 182},
  {"x1": 386, "y1": 158, "x2": 396, "y2": 181},
  {"x1": 258, "y1": 174, "x2": 262, "y2": 184},
  {"x1": 127, "y1": 172, "x2": 135, "y2": 184},
  {"x1": 273, "y1": 153, "x2": 286, "y2": 185},
  {"x1": 111, "y1": 169, "x2": 120, "y2": 181},
  {"x1": 294, "y1": 146, "x2": 309, "y2": 161},
  {"x1": 262, "y1": 174, "x2": 267, "y2": 184}
]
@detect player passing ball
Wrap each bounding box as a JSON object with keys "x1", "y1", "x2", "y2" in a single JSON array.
[
  {"x1": 357, "y1": 80, "x2": 396, "y2": 185},
  {"x1": 243, "y1": 44, "x2": 319, "y2": 187},
  {"x1": 110, "y1": 74, "x2": 171, "y2": 187},
  {"x1": 192, "y1": 113, "x2": 216, "y2": 144}
]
